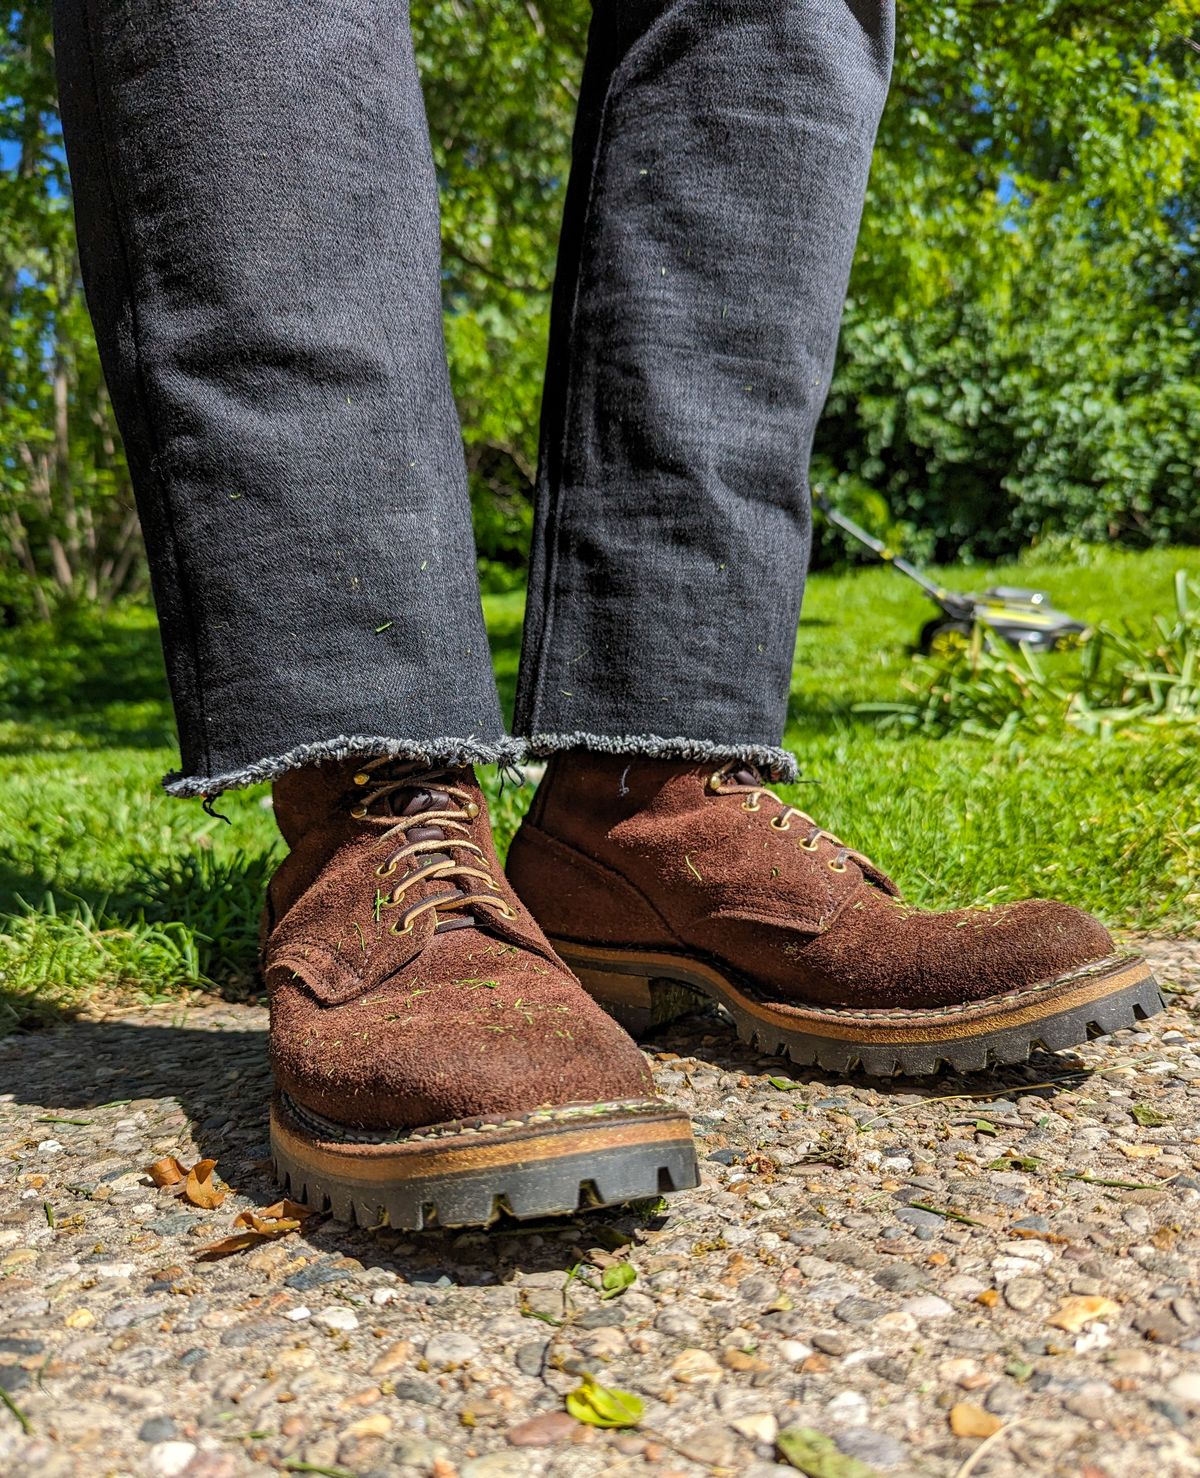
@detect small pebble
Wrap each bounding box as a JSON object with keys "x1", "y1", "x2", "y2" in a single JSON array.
[{"x1": 313, "y1": 1306, "x2": 358, "y2": 1333}]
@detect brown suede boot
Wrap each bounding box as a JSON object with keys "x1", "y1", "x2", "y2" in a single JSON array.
[
  {"x1": 262, "y1": 758, "x2": 697, "y2": 1229},
  {"x1": 506, "y1": 753, "x2": 1163, "y2": 1076}
]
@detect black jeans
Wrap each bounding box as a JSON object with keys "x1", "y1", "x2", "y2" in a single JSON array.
[{"x1": 54, "y1": 0, "x2": 893, "y2": 796}]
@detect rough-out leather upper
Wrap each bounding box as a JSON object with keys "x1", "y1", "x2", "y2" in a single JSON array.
[
  {"x1": 263, "y1": 760, "x2": 654, "y2": 1129},
  {"x1": 506, "y1": 753, "x2": 1115, "y2": 1011}
]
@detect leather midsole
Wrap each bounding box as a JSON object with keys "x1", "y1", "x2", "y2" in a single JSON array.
[
  {"x1": 271, "y1": 1098, "x2": 694, "y2": 1183},
  {"x1": 553, "y1": 942, "x2": 1154, "y2": 1045}
]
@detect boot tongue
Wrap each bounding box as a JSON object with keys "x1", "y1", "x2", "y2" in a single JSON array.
[{"x1": 380, "y1": 782, "x2": 474, "y2": 928}]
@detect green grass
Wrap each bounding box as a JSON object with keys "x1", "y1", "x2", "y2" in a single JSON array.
[{"x1": 2, "y1": 544, "x2": 1197, "y2": 1032}]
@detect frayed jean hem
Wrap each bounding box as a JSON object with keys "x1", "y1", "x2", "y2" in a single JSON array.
[
  {"x1": 163, "y1": 734, "x2": 528, "y2": 798},
  {"x1": 522, "y1": 731, "x2": 798, "y2": 784}
]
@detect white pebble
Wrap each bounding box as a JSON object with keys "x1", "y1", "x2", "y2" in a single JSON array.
[
  {"x1": 148, "y1": 1442, "x2": 198, "y2": 1477},
  {"x1": 778, "y1": 1340, "x2": 813, "y2": 1364},
  {"x1": 37, "y1": 1140, "x2": 64, "y2": 1155},
  {"x1": 992, "y1": 1255, "x2": 1042, "y2": 1284},
  {"x1": 943, "y1": 1275, "x2": 987, "y2": 1299},
  {"x1": 826, "y1": 1389, "x2": 869, "y2": 1424},
  {"x1": 284, "y1": 1305, "x2": 311, "y2": 1321},
  {"x1": 1167, "y1": 1372, "x2": 1200, "y2": 1410},
  {"x1": 424, "y1": 1331, "x2": 481, "y2": 1368},
  {"x1": 875, "y1": 1311, "x2": 918, "y2": 1336},
  {"x1": 313, "y1": 1306, "x2": 358, "y2": 1332},
  {"x1": 900, "y1": 1295, "x2": 953, "y2": 1320},
  {"x1": 371, "y1": 1287, "x2": 399, "y2": 1306},
  {"x1": 731, "y1": 1413, "x2": 779, "y2": 1445}
]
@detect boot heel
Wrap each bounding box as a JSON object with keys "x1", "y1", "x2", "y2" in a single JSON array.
[{"x1": 572, "y1": 966, "x2": 708, "y2": 1037}]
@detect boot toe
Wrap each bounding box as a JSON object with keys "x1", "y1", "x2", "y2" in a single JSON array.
[
  {"x1": 792, "y1": 893, "x2": 1116, "y2": 1010},
  {"x1": 270, "y1": 967, "x2": 655, "y2": 1131}
]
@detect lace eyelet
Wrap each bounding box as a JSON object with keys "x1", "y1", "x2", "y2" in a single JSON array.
[
  {"x1": 828, "y1": 860, "x2": 847, "y2": 873},
  {"x1": 375, "y1": 862, "x2": 397, "y2": 877},
  {"x1": 741, "y1": 798, "x2": 761, "y2": 812},
  {"x1": 799, "y1": 838, "x2": 820, "y2": 852},
  {"x1": 707, "y1": 771, "x2": 725, "y2": 793},
  {"x1": 390, "y1": 918, "x2": 414, "y2": 935},
  {"x1": 499, "y1": 904, "x2": 517, "y2": 919},
  {"x1": 465, "y1": 801, "x2": 480, "y2": 818},
  {"x1": 770, "y1": 816, "x2": 791, "y2": 832},
  {"x1": 350, "y1": 804, "x2": 368, "y2": 819},
  {"x1": 353, "y1": 771, "x2": 370, "y2": 786}
]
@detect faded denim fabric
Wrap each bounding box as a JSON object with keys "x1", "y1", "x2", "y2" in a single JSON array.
[{"x1": 55, "y1": 0, "x2": 893, "y2": 796}]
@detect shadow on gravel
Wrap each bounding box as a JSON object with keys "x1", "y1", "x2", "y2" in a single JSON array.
[
  {"x1": 0, "y1": 1017, "x2": 696, "y2": 1283},
  {"x1": 647, "y1": 1007, "x2": 1099, "y2": 1101},
  {"x1": 0, "y1": 1006, "x2": 1101, "y2": 1293}
]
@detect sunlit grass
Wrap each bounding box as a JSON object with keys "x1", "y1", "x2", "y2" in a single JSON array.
[{"x1": 2, "y1": 544, "x2": 1196, "y2": 1032}]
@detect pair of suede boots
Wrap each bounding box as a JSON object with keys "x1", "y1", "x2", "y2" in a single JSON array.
[{"x1": 262, "y1": 754, "x2": 1161, "y2": 1231}]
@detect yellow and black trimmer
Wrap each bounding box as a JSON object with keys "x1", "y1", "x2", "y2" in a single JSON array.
[{"x1": 814, "y1": 490, "x2": 1088, "y2": 654}]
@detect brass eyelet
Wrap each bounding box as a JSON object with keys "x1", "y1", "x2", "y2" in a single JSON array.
[
  {"x1": 375, "y1": 862, "x2": 396, "y2": 877},
  {"x1": 770, "y1": 816, "x2": 791, "y2": 832},
  {"x1": 828, "y1": 860, "x2": 847, "y2": 873},
  {"x1": 707, "y1": 771, "x2": 725, "y2": 794},
  {"x1": 799, "y1": 837, "x2": 820, "y2": 851},
  {"x1": 499, "y1": 904, "x2": 517, "y2": 919},
  {"x1": 350, "y1": 804, "x2": 368, "y2": 819},
  {"x1": 353, "y1": 771, "x2": 370, "y2": 786},
  {"x1": 741, "y1": 798, "x2": 761, "y2": 812},
  {"x1": 465, "y1": 801, "x2": 480, "y2": 818},
  {"x1": 390, "y1": 918, "x2": 414, "y2": 935}
]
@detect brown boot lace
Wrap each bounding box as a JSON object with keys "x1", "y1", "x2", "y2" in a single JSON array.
[
  {"x1": 348, "y1": 758, "x2": 516, "y2": 936},
  {"x1": 705, "y1": 764, "x2": 870, "y2": 876}
]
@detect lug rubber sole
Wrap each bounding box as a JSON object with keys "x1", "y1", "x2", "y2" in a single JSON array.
[
  {"x1": 553, "y1": 943, "x2": 1164, "y2": 1077},
  {"x1": 270, "y1": 1091, "x2": 699, "y2": 1230}
]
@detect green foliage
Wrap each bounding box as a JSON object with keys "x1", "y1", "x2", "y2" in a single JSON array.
[
  {"x1": 776, "y1": 1426, "x2": 880, "y2": 1478},
  {"x1": 414, "y1": 1, "x2": 587, "y2": 579},
  {"x1": 0, "y1": 5, "x2": 142, "y2": 617},
  {"x1": 2, "y1": 549, "x2": 1197, "y2": 1034},
  {"x1": 3, "y1": 1, "x2": 1198, "y2": 616},
  {"x1": 819, "y1": 0, "x2": 1200, "y2": 558},
  {"x1": 564, "y1": 1374, "x2": 643, "y2": 1429}
]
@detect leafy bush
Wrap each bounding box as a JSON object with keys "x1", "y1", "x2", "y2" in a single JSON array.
[{"x1": 1, "y1": 1, "x2": 1197, "y2": 616}]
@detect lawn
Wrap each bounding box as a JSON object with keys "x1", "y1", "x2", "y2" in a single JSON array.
[{"x1": 2, "y1": 544, "x2": 1197, "y2": 1033}]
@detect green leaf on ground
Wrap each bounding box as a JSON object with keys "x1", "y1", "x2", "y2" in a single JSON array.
[
  {"x1": 565, "y1": 1374, "x2": 643, "y2": 1429},
  {"x1": 988, "y1": 1154, "x2": 1041, "y2": 1173},
  {"x1": 777, "y1": 1426, "x2": 879, "y2": 1477},
  {"x1": 600, "y1": 1261, "x2": 637, "y2": 1298},
  {"x1": 0, "y1": 1385, "x2": 31, "y2": 1434},
  {"x1": 1131, "y1": 1104, "x2": 1170, "y2": 1127}
]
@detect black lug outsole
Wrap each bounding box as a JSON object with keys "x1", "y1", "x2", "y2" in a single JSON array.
[
  {"x1": 270, "y1": 1100, "x2": 700, "y2": 1231},
  {"x1": 716, "y1": 972, "x2": 1166, "y2": 1077}
]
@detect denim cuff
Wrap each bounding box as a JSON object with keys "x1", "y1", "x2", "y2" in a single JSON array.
[
  {"x1": 523, "y1": 731, "x2": 799, "y2": 784},
  {"x1": 163, "y1": 734, "x2": 528, "y2": 799}
]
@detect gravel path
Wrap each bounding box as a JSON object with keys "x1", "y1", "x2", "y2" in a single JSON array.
[{"x1": 1, "y1": 937, "x2": 1198, "y2": 1478}]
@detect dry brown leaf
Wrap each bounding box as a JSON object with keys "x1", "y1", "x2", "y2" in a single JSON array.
[
  {"x1": 1046, "y1": 1295, "x2": 1120, "y2": 1333},
  {"x1": 235, "y1": 1199, "x2": 312, "y2": 1227},
  {"x1": 146, "y1": 1155, "x2": 187, "y2": 1188},
  {"x1": 950, "y1": 1402, "x2": 1003, "y2": 1438},
  {"x1": 1007, "y1": 1226, "x2": 1070, "y2": 1245},
  {"x1": 194, "y1": 1230, "x2": 271, "y2": 1260},
  {"x1": 974, "y1": 1289, "x2": 1000, "y2": 1308},
  {"x1": 183, "y1": 1158, "x2": 227, "y2": 1209},
  {"x1": 1118, "y1": 1143, "x2": 1160, "y2": 1160},
  {"x1": 194, "y1": 1198, "x2": 315, "y2": 1260}
]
